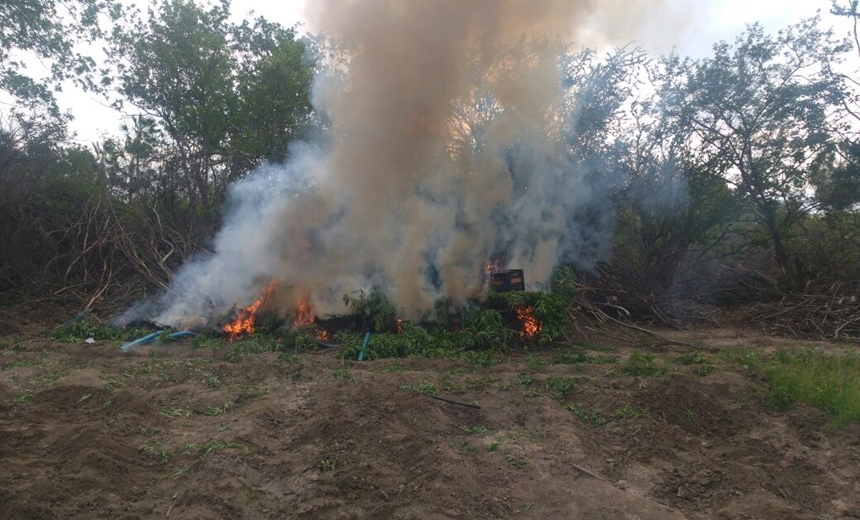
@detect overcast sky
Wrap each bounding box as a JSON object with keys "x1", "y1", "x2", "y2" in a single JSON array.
[{"x1": 56, "y1": 0, "x2": 842, "y2": 144}]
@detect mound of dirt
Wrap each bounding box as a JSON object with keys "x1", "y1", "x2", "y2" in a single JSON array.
[{"x1": 1, "y1": 328, "x2": 859, "y2": 519}]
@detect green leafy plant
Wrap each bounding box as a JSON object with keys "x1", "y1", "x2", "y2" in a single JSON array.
[
  {"x1": 505, "y1": 453, "x2": 528, "y2": 468},
  {"x1": 677, "y1": 352, "x2": 716, "y2": 376},
  {"x1": 320, "y1": 455, "x2": 339, "y2": 472},
  {"x1": 484, "y1": 290, "x2": 568, "y2": 342},
  {"x1": 52, "y1": 319, "x2": 146, "y2": 342},
  {"x1": 335, "y1": 312, "x2": 509, "y2": 362},
  {"x1": 201, "y1": 440, "x2": 248, "y2": 456},
  {"x1": 205, "y1": 401, "x2": 233, "y2": 416},
  {"x1": 460, "y1": 425, "x2": 488, "y2": 435},
  {"x1": 526, "y1": 354, "x2": 547, "y2": 371},
  {"x1": 554, "y1": 349, "x2": 617, "y2": 365},
  {"x1": 622, "y1": 351, "x2": 666, "y2": 377},
  {"x1": 542, "y1": 376, "x2": 576, "y2": 400},
  {"x1": 614, "y1": 404, "x2": 649, "y2": 419},
  {"x1": 333, "y1": 367, "x2": 353, "y2": 382},
  {"x1": 343, "y1": 288, "x2": 397, "y2": 332},
  {"x1": 12, "y1": 392, "x2": 35, "y2": 406},
  {"x1": 190, "y1": 333, "x2": 229, "y2": 349},
  {"x1": 456, "y1": 442, "x2": 478, "y2": 454},
  {"x1": 566, "y1": 403, "x2": 607, "y2": 426},
  {"x1": 399, "y1": 381, "x2": 438, "y2": 395},
  {"x1": 281, "y1": 326, "x2": 321, "y2": 352},
  {"x1": 759, "y1": 349, "x2": 860, "y2": 426}
]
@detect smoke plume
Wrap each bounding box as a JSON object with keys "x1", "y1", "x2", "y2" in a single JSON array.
[{"x1": 128, "y1": 0, "x2": 674, "y2": 327}]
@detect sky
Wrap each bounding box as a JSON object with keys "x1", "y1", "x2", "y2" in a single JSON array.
[{"x1": 55, "y1": 0, "x2": 840, "y2": 144}]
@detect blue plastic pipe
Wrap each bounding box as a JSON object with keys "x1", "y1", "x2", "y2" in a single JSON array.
[
  {"x1": 120, "y1": 331, "x2": 196, "y2": 352},
  {"x1": 120, "y1": 332, "x2": 161, "y2": 352},
  {"x1": 357, "y1": 332, "x2": 371, "y2": 361},
  {"x1": 61, "y1": 311, "x2": 88, "y2": 328}
]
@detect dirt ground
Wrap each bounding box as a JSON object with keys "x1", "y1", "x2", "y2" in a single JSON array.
[{"x1": 1, "y1": 325, "x2": 859, "y2": 520}]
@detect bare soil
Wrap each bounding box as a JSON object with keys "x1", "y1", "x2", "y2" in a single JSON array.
[{"x1": 1, "y1": 327, "x2": 859, "y2": 519}]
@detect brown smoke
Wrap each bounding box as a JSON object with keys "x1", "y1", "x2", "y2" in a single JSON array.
[
  {"x1": 299, "y1": 1, "x2": 594, "y2": 314},
  {"x1": 142, "y1": 0, "x2": 677, "y2": 326}
]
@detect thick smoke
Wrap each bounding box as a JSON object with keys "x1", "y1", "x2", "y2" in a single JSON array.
[{"x1": 127, "y1": 0, "x2": 674, "y2": 327}]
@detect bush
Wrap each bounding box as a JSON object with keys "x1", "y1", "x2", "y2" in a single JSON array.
[
  {"x1": 342, "y1": 289, "x2": 398, "y2": 332},
  {"x1": 484, "y1": 290, "x2": 569, "y2": 342},
  {"x1": 761, "y1": 349, "x2": 860, "y2": 426},
  {"x1": 336, "y1": 308, "x2": 512, "y2": 361},
  {"x1": 52, "y1": 318, "x2": 146, "y2": 342}
]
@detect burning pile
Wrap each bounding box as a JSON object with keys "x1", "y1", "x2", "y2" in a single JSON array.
[
  {"x1": 121, "y1": 0, "x2": 652, "y2": 332},
  {"x1": 294, "y1": 298, "x2": 314, "y2": 328},
  {"x1": 222, "y1": 282, "x2": 330, "y2": 342},
  {"x1": 516, "y1": 305, "x2": 542, "y2": 338},
  {"x1": 223, "y1": 281, "x2": 276, "y2": 341}
]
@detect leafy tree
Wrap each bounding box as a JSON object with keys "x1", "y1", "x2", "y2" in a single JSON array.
[
  {"x1": 93, "y1": 115, "x2": 166, "y2": 201},
  {"x1": 231, "y1": 18, "x2": 314, "y2": 170},
  {"x1": 107, "y1": 0, "x2": 314, "y2": 217},
  {"x1": 0, "y1": 0, "x2": 120, "y2": 118},
  {"x1": 605, "y1": 54, "x2": 741, "y2": 316},
  {"x1": 831, "y1": 1, "x2": 860, "y2": 52},
  {"x1": 823, "y1": 1, "x2": 860, "y2": 211},
  {"x1": 676, "y1": 17, "x2": 849, "y2": 287},
  {"x1": 108, "y1": 0, "x2": 234, "y2": 214}
]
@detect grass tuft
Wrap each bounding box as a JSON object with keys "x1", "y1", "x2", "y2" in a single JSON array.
[
  {"x1": 621, "y1": 351, "x2": 666, "y2": 377},
  {"x1": 554, "y1": 349, "x2": 618, "y2": 365},
  {"x1": 52, "y1": 320, "x2": 148, "y2": 343},
  {"x1": 761, "y1": 349, "x2": 860, "y2": 426},
  {"x1": 332, "y1": 367, "x2": 353, "y2": 382},
  {"x1": 399, "y1": 381, "x2": 438, "y2": 395}
]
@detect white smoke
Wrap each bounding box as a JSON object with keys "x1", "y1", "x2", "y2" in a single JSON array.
[{"x1": 123, "y1": 0, "x2": 682, "y2": 328}]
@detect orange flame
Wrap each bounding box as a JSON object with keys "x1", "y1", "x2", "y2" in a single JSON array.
[
  {"x1": 516, "y1": 305, "x2": 541, "y2": 339},
  {"x1": 294, "y1": 297, "x2": 330, "y2": 340},
  {"x1": 483, "y1": 258, "x2": 503, "y2": 291},
  {"x1": 223, "y1": 281, "x2": 277, "y2": 341},
  {"x1": 294, "y1": 298, "x2": 315, "y2": 328},
  {"x1": 396, "y1": 317, "x2": 403, "y2": 334}
]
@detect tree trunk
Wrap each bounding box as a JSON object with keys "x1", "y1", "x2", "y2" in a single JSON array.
[{"x1": 762, "y1": 205, "x2": 800, "y2": 290}]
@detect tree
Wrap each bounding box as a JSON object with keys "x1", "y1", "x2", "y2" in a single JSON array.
[
  {"x1": 676, "y1": 17, "x2": 849, "y2": 287},
  {"x1": 231, "y1": 18, "x2": 314, "y2": 170},
  {"x1": 0, "y1": 0, "x2": 119, "y2": 119},
  {"x1": 107, "y1": 0, "x2": 314, "y2": 217},
  {"x1": 611, "y1": 54, "x2": 740, "y2": 306},
  {"x1": 93, "y1": 115, "x2": 167, "y2": 202},
  {"x1": 108, "y1": 0, "x2": 234, "y2": 214},
  {"x1": 822, "y1": 1, "x2": 860, "y2": 210}
]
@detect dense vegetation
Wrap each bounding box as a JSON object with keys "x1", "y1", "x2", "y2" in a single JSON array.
[{"x1": 2, "y1": 0, "x2": 860, "y2": 338}]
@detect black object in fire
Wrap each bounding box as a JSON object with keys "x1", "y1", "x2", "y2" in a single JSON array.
[{"x1": 490, "y1": 269, "x2": 524, "y2": 293}]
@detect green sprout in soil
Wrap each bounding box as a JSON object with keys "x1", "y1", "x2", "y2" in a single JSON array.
[
  {"x1": 333, "y1": 367, "x2": 353, "y2": 382},
  {"x1": 622, "y1": 351, "x2": 666, "y2": 378},
  {"x1": 320, "y1": 456, "x2": 339, "y2": 472},
  {"x1": 399, "y1": 381, "x2": 438, "y2": 395}
]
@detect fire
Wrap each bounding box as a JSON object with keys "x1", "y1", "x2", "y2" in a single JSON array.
[
  {"x1": 483, "y1": 258, "x2": 503, "y2": 291},
  {"x1": 294, "y1": 297, "x2": 330, "y2": 341},
  {"x1": 516, "y1": 305, "x2": 541, "y2": 339},
  {"x1": 484, "y1": 259, "x2": 500, "y2": 277},
  {"x1": 223, "y1": 281, "x2": 277, "y2": 341},
  {"x1": 396, "y1": 317, "x2": 403, "y2": 333},
  {"x1": 222, "y1": 285, "x2": 331, "y2": 342},
  {"x1": 294, "y1": 298, "x2": 315, "y2": 328}
]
